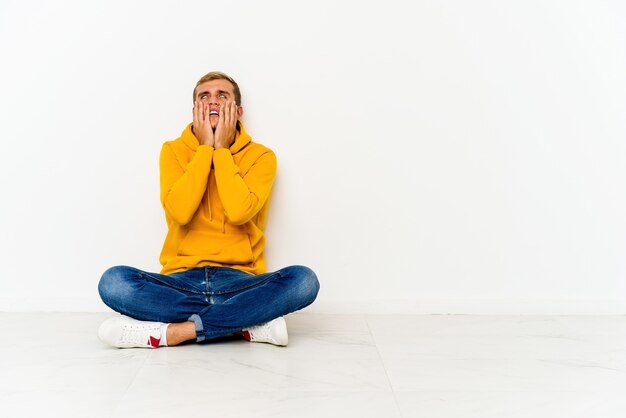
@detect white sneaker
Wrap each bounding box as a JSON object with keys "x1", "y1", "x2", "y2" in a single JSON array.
[
  {"x1": 98, "y1": 315, "x2": 164, "y2": 348},
  {"x1": 243, "y1": 317, "x2": 288, "y2": 346}
]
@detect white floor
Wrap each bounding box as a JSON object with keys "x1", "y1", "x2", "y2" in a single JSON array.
[{"x1": 1, "y1": 313, "x2": 626, "y2": 418}]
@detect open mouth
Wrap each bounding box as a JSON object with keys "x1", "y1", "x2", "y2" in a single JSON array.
[{"x1": 209, "y1": 110, "x2": 219, "y2": 116}]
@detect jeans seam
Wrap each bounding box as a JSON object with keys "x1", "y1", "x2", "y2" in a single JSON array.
[
  {"x1": 210, "y1": 272, "x2": 279, "y2": 295},
  {"x1": 141, "y1": 272, "x2": 203, "y2": 294}
]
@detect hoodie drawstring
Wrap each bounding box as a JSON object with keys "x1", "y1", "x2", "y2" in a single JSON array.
[
  {"x1": 206, "y1": 170, "x2": 226, "y2": 233},
  {"x1": 206, "y1": 171, "x2": 212, "y2": 221}
]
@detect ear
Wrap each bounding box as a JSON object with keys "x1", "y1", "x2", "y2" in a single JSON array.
[{"x1": 237, "y1": 105, "x2": 244, "y2": 119}]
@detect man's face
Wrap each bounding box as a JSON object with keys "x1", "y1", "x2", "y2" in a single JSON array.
[{"x1": 195, "y1": 79, "x2": 242, "y2": 129}]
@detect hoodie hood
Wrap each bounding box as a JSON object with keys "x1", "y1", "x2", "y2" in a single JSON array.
[{"x1": 181, "y1": 121, "x2": 252, "y2": 154}]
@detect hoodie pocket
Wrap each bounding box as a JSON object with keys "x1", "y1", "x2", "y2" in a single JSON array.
[{"x1": 178, "y1": 229, "x2": 254, "y2": 265}]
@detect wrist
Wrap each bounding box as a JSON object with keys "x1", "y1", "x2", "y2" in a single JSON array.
[
  {"x1": 199, "y1": 135, "x2": 214, "y2": 147},
  {"x1": 215, "y1": 134, "x2": 235, "y2": 150},
  {"x1": 214, "y1": 138, "x2": 227, "y2": 149}
]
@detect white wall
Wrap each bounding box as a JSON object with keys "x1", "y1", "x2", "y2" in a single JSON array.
[{"x1": 1, "y1": 0, "x2": 625, "y2": 314}]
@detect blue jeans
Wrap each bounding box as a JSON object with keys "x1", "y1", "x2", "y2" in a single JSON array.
[{"x1": 98, "y1": 265, "x2": 320, "y2": 342}]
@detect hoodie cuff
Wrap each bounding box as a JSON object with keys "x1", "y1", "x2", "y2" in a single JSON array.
[
  {"x1": 197, "y1": 144, "x2": 214, "y2": 152},
  {"x1": 213, "y1": 148, "x2": 237, "y2": 171}
]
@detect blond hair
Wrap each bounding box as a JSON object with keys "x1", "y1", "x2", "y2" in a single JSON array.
[{"x1": 193, "y1": 71, "x2": 242, "y2": 105}]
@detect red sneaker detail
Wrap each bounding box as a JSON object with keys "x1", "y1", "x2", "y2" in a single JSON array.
[
  {"x1": 149, "y1": 336, "x2": 161, "y2": 347},
  {"x1": 242, "y1": 331, "x2": 251, "y2": 341}
]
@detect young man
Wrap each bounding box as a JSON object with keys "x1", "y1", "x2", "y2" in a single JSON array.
[{"x1": 97, "y1": 71, "x2": 319, "y2": 348}]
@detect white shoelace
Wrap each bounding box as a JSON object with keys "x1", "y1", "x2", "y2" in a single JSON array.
[
  {"x1": 119, "y1": 324, "x2": 161, "y2": 345},
  {"x1": 248, "y1": 322, "x2": 271, "y2": 341}
]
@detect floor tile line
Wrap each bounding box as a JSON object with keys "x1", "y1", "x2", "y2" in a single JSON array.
[
  {"x1": 110, "y1": 348, "x2": 151, "y2": 417},
  {"x1": 366, "y1": 315, "x2": 405, "y2": 418}
]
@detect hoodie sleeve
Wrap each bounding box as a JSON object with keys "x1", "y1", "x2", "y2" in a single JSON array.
[
  {"x1": 213, "y1": 147, "x2": 277, "y2": 225},
  {"x1": 160, "y1": 143, "x2": 214, "y2": 225}
]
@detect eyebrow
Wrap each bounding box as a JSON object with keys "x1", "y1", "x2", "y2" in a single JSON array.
[{"x1": 197, "y1": 90, "x2": 231, "y2": 97}]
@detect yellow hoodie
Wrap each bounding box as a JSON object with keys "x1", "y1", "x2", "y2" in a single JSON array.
[{"x1": 158, "y1": 121, "x2": 277, "y2": 275}]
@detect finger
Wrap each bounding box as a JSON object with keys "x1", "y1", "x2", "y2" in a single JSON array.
[
  {"x1": 231, "y1": 101, "x2": 237, "y2": 126},
  {"x1": 225, "y1": 100, "x2": 232, "y2": 127},
  {"x1": 193, "y1": 100, "x2": 199, "y2": 126},
  {"x1": 199, "y1": 101, "x2": 204, "y2": 124},
  {"x1": 219, "y1": 101, "x2": 225, "y2": 127}
]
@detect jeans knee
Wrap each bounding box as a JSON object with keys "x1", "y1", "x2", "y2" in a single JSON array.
[
  {"x1": 286, "y1": 265, "x2": 320, "y2": 306},
  {"x1": 98, "y1": 265, "x2": 136, "y2": 309}
]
